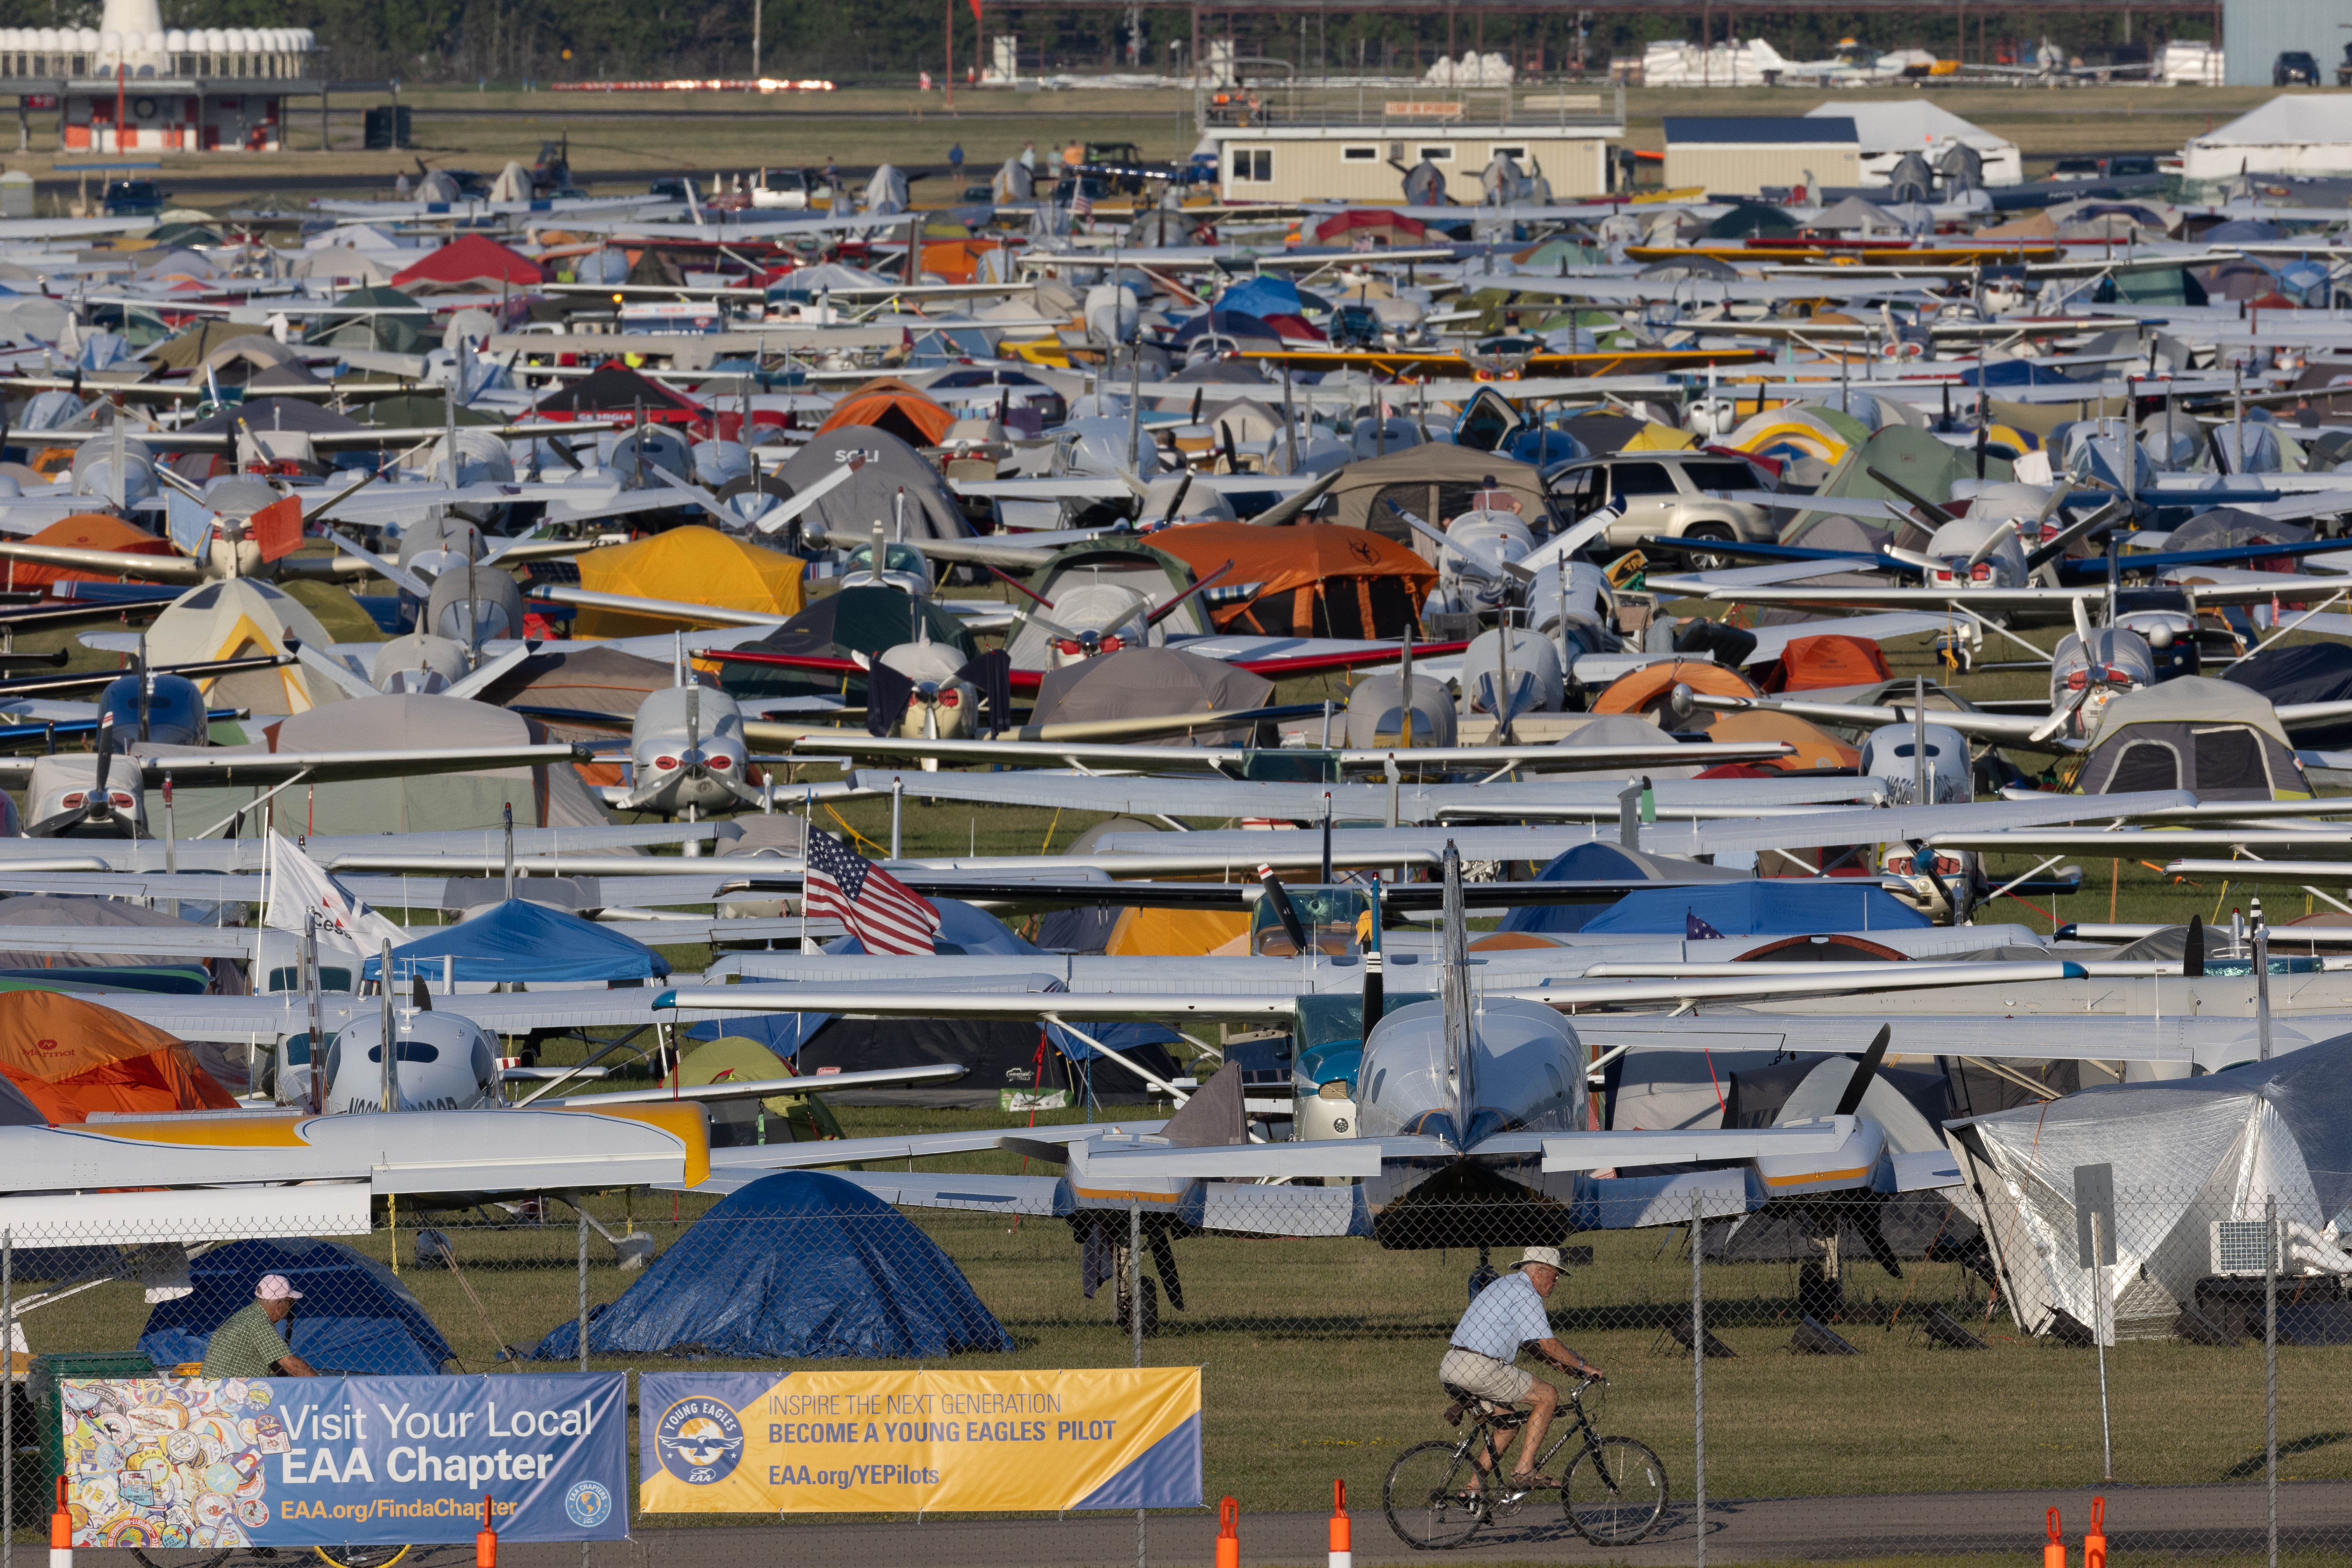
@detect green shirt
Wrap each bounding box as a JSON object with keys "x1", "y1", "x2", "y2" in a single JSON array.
[{"x1": 201, "y1": 1301, "x2": 292, "y2": 1379}]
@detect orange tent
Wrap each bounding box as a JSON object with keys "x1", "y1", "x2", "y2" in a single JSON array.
[
  {"x1": 0, "y1": 989, "x2": 236, "y2": 1123},
  {"x1": 1763, "y1": 634, "x2": 1894, "y2": 693},
  {"x1": 815, "y1": 390, "x2": 956, "y2": 447},
  {"x1": 1149, "y1": 521, "x2": 1436, "y2": 638},
  {"x1": 1703, "y1": 708, "x2": 1860, "y2": 771},
  {"x1": 1590, "y1": 659, "x2": 1761, "y2": 726},
  {"x1": 3, "y1": 514, "x2": 180, "y2": 591}
]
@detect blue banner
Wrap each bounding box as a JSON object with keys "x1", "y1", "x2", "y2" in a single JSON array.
[{"x1": 64, "y1": 1374, "x2": 628, "y2": 1551}]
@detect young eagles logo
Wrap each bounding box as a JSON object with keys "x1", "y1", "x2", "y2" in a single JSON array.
[{"x1": 655, "y1": 1397, "x2": 745, "y2": 1485}]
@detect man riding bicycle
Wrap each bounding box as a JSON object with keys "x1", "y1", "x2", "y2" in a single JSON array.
[{"x1": 1439, "y1": 1246, "x2": 1603, "y2": 1494}]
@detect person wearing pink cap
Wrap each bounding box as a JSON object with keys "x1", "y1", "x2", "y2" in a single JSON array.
[{"x1": 201, "y1": 1274, "x2": 318, "y2": 1378}]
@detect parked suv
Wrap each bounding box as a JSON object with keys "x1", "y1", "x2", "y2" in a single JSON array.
[
  {"x1": 1543, "y1": 450, "x2": 1773, "y2": 569},
  {"x1": 2276, "y1": 50, "x2": 2320, "y2": 86}
]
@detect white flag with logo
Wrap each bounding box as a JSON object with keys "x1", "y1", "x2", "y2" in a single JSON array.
[{"x1": 264, "y1": 831, "x2": 405, "y2": 953}]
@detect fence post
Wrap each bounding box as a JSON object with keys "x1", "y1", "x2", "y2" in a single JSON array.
[
  {"x1": 1131, "y1": 1200, "x2": 1145, "y2": 1568},
  {"x1": 2266, "y1": 1192, "x2": 2278, "y2": 1568},
  {"x1": 1691, "y1": 1189, "x2": 1704, "y2": 1568}
]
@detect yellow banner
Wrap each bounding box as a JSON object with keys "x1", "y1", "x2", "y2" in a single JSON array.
[{"x1": 637, "y1": 1369, "x2": 1201, "y2": 1514}]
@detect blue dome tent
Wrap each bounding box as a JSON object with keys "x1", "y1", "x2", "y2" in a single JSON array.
[
  {"x1": 531, "y1": 1171, "x2": 1014, "y2": 1360},
  {"x1": 360, "y1": 899, "x2": 669, "y2": 987},
  {"x1": 141, "y1": 1238, "x2": 454, "y2": 1376}
]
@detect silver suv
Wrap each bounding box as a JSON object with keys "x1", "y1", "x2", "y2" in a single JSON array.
[{"x1": 1543, "y1": 451, "x2": 1775, "y2": 570}]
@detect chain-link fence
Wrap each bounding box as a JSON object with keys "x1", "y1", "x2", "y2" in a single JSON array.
[{"x1": 8, "y1": 1180, "x2": 2352, "y2": 1566}]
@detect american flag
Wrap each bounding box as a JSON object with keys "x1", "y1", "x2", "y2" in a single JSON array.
[
  {"x1": 804, "y1": 829, "x2": 941, "y2": 956},
  {"x1": 1070, "y1": 186, "x2": 1093, "y2": 227}
]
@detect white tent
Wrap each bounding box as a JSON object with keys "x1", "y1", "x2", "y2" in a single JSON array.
[
  {"x1": 1803, "y1": 100, "x2": 2022, "y2": 187},
  {"x1": 140, "y1": 579, "x2": 345, "y2": 714},
  {"x1": 2181, "y1": 95, "x2": 2352, "y2": 184}
]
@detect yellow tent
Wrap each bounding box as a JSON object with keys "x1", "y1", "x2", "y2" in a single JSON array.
[
  {"x1": 1105, "y1": 906, "x2": 1250, "y2": 957},
  {"x1": 1620, "y1": 423, "x2": 1697, "y2": 452},
  {"x1": 573, "y1": 526, "x2": 807, "y2": 639},
  {"x1": 666, "y1": 1036, "x2": 844, "y2": 1143}
]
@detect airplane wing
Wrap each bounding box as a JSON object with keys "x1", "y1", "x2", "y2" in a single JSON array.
[
  {"x1": 1691, "y1": 692, "x2": 2057, "y2": 745},
  {"x1": 532, "y1": 1064, "x2": 967, "y2": 1108},
  {"x1": 115, "y1": 742, "x2": 591, "y2": 788},
  {"x1": 835, "y1": 767, "x2": 1878, "y2": 823},
  {"x1": 529, "y1": 584, "x2": 789, "y2": 629},
  {"x1": 1692, "y1": 583, "x2": 2102, "y2": 612},
  {"x1": 782, "y1": 735, "x2": 1793, "y2": 773},
  {"x1": 1539, "y1": 1121, "x2": 1859, "y2": 1172}
]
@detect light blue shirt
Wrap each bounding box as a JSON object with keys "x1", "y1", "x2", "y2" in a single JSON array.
[{"x1": 1450, "y1": 1270, "x2": 1553, "y2": 1361}]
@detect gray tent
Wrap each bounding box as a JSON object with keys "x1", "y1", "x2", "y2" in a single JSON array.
[
  {"x1": 1031, "y1": 648, "x2": 1272, "y2": 747},
  {"x1": 2074, "y1": 677, "x2": 2308, "y2": 800},
  {"x1": 1951, "y1": 1038, "x2": 2352, "y2": 1343},
  {"x1": 769, "y1": 425, "x2": 969, "y2": 542},
  {"x1": 1324, "y1": 444, "x2": 1547, "y2": 555},
  {"x1": 0, "y1": 894, "x2": 211, "y2": 969},
  {"x1": 162, "y1": 693, "x2": 610, "y2": 838}
]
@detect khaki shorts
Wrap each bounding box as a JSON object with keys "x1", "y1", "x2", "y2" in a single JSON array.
[{"x1": 1440, "y1": 1347, "x2": 1533, "y2": 1407}]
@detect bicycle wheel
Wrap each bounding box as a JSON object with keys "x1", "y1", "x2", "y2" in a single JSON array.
[
  {"x1": 312, "y1": 1546, "x2": 410, "y2": 1568},
  {"x1": 1561, "y1": 1436, "x2": 1668, "y2": 1546},
  {"x1": 1383, "y1": 1439, "x2": 1489, "y2": 1550}
]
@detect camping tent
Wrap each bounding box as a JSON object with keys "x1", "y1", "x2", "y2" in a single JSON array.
[
  {"x1": 813, "y1": 390, "x2": 956, "y2": 447},
  {"x1": 1497, "y1": 841, "x2": 1752, "y2": 936},
  {"x1": 361, "y1": 899, "x2": 667, "y2": 987},
  {"x1": 139, "y1": 320, "x2": 269, "y2": 370},
  {"x1": 480, "y1": 644, "x2": 708, "y2": 737},
  {"x1": 0, "y1": 894, "x2": 220, "y2": 971},
  {"x1": 1148, "y1": 520, "x2": 1434, "y2": 639},
  {"x1": 1590, "y1": 659, "x2": 1762, "y2": 724},
  {"x1": 1703, "y1": 707, "x2": 1860, "y2": 771},
  {"x1": 532, "y1": 363, "x2": 706, "y2": 426},
  {"x1": 158, "y1": 692, "x2": 611, "y2": 837},
  {"x1": 140, "y1": 578, "x2": 345, "y2": 713},
  {"x1": 141, "y1": 1238, "x2": 454, "y2": 1375},
  {"x1": 307, "y1": 285, "x2": 434, "y2": 355},
  {"x1": 1951, "y1": 1036, "x2": 2352, "y2": 1343},
  {"x1": 767, "y1": 425, "x2": 969, "y2": 542},
  {"x1": 0, "y1": 988, "x2": 234, "y2": 1122},
  {"x1": 1323, "y1": 445, "x2": 1549, "y2": 549},
  {"x1": 2074, "y1": 676, "x2": 2310, "y2": 800},
  {"x1": 530, "y1": 1171, "x2": 1014, "y2": 1360},
  {"x1": 392, "y1": 234, "x2": 543, "y2": 293},
  {"x1": 1029, "y1": 648, "x2": 1274, "y2": 747},
  {"x1": 662, "y1": 1036, "x2": 842, "y2": 1147},
  {"x1": 1762, "y1": 633, "x2": 1894, "y2": 692},
  {"x1": 1579, "y1": 881, "x2": 1929, "y2": 937},
  {"x1": 570, "y1": 526, "x2": 806, "y2": 639},
  {"x1": 1785, "y1": 425, "x2": 2009, "y2": 548},
  {"x1": 718, "y1": 587, "x2": 978, "y2": 702},
  {"x1": 0, "y1": 515, "x2": 177, "y2": 591}
]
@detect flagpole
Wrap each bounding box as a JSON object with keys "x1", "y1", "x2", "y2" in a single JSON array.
[{"x1": 800, "y1": 786, "x2": 812, "y2": 955}]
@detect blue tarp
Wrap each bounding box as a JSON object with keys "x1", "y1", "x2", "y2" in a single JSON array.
[
  {"x1": 531, "y1": 1171, "x2": 1014, "y2": 1360},
  {"x1": 1579, "y1": 881, "x2": 1928, "y2": 936},
  {"x1": 1958, "y1": 359, "x2": 2084, "y2": 388},
  {"x1": 1215, "y1": 276, "x2": 1327, "y2": 321},
  {"x1": 1499, "y1": 843, "x2": 1747, "y2": 936},
  {"x1": 141, "y1": 1238, "x2": 454, "y2": 1376},
  {"x1": 360, "y1": 899, "x2": 669, "y2": 985}
]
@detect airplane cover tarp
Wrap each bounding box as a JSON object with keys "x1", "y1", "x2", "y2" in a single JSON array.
[
  {"x1": 1148, "y1": 520, "x2": 1434, "y2": 639},
  {"x1": 768, "y1": 425, "x2": 971, "y2": 542},
  {"x1": 1951, "y1": 1036, "x2": 2352, "y2": 1342},
  {"x1": 1580, "y1": 881, "x2": 1929, "y2": 936},
  {"x1": 529, "y1": 1171, "x2": 1014, "y2": 1360},
  {"x1": 1029, "y1": 648, "x2": 1274, "y2": 747},
  {"x1": 361, "y1": 898, "x2": 669, "y2": 985},
  {"x1": 0, "y1": 987, "x2": 235, "y2": 1123},
  {"x1": 141, "y1": 1237, "x2": 455, "y2": 1376},
  {"x1": 2223, "y1": 639, "x2": 2352, "y2": 715},
  {"x1": 572, "y1": 525, "x2": 806, "y2": 639},
  {"x1": 0, "y1": 514, "x2": 178, "y2": 590}
]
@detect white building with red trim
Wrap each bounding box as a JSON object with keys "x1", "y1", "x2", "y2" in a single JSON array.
[{"x1": 0, "y1": 0, "x2": 320, "y2": 152}]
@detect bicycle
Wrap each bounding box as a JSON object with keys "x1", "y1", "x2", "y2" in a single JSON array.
[
  {"x1": 1383, "y1": 1376, "x2": 1667, "y2": 1549},
  {"x1": 131, "y1": 1545, "x2": 408, "y2": 1568}
]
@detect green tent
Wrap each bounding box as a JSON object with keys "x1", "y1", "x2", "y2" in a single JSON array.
[
  {"x1": 308, "y1": 285, "x2": 433, "y2": 355},
  {"x1": 1785, "y1": 423, "x2": 2013, "y2": 549}
]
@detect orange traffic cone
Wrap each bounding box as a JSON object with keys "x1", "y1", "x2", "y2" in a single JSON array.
[
  {"x1": 1328, "y1": 1480, "x2": 1351, "y2": 1568},
  {"x1": 2083, "y1": 1497, "x2": 2106, "y2": 1568},
  {"x1": 50, "y1": 1474, "x2": 72, "y2": 1568},
  {"x1": 475, "y1": 1492, "x2": 497, "y2": 1568},
  {"x1": 1216, "y1": 1496, "x2": 1239, "y2": 1568},
  {"x1": 2044, "y1": 1507, "x2": 2066, "y2": 1568}
]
